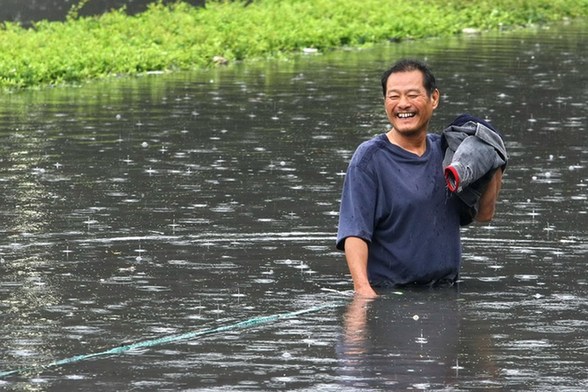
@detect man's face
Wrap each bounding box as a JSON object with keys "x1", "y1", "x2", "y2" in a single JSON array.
[{"x1": 384, "y1": 70, "x2": 439, "y2": 137}]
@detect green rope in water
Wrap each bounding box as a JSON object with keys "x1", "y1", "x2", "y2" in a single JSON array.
[{"x1": 0, "y1": 302, "x2": 340, "y2": 379}]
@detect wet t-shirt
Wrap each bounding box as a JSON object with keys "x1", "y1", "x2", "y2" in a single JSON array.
[{"x1": 336, "y1": 133, "x2": 463, "y2": 286}]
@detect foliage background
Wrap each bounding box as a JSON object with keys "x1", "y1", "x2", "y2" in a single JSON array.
[{"x1": 0, "y1": 0, "x2": 587, "y2": 89}]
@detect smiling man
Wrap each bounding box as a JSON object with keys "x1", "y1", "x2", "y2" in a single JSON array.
[{"x1": 336, "y1": 59, "x2": 502, "y2": 297}]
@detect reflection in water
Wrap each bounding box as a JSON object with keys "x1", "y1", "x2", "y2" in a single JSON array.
[
  {"x1": 0, "y1": 126, "x2": 63, "y2": 378},
  {"x1": 0, "y1": 20, "x2": 586, "y2": 390},
  {"x1": 339, "y1": 290, "x2": 464, "y2": 390}
]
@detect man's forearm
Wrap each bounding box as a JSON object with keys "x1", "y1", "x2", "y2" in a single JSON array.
[
  {"x1": 344, "y1": 237, "x2": 377, "y2": 297},
  {"x1": 476, "y1": 169, "x2": 503, "y2": 222}
]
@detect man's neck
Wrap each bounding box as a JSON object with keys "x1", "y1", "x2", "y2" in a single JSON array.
[{"x1": 386, "y1": 128, "x2": 427, "y2": 156}]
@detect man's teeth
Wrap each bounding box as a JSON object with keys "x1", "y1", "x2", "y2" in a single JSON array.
[{"x1": 398, "y1": 113, "x2": 415, "y2": 118}]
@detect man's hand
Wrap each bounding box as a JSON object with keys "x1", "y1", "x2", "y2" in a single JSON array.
[{"x1": 355, "y1": 285, "x2": 378, "y2": 298}]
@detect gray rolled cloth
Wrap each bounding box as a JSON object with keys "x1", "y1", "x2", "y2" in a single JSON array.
[{"x1": 442, "y1": 117, "x2": 507, "y2": 194}]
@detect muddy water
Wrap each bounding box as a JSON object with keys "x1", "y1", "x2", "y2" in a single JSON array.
[{"x1": 0, "y1": 20, "x2": 586, "y2": 390}]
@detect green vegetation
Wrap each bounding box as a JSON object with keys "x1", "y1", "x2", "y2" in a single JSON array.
[{"x1": 1, "y1": 0, "x2": 587, "y2": 89}]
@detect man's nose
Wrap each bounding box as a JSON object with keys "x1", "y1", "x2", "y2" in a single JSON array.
[{"x1": 397, "y1": 94, "x2": 410, "y2": 107}]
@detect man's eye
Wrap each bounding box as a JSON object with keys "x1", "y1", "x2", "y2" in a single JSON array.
[{"x1": 388, "y1": 95, "x2": 400, "y2": 100}]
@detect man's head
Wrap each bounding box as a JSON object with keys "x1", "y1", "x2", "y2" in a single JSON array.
[
  {"x1": 381, "y1": 59, "x2": 437, "y2": 98},
  {"x1": 381, "y1": 59, "x2": 440, "y2": 138}
]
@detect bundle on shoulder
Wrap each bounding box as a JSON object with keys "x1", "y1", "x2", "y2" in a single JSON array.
[{"x1": 442, "y1": 114, "x2": 508, "y2": 224}]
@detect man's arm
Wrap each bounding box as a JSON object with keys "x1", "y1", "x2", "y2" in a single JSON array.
[
  {"x1": 475, "y1": 169, "x2": 503, "y2": 222},
  {"x1": 344, "y1": 237, "x2": 378, "y2": 298}
]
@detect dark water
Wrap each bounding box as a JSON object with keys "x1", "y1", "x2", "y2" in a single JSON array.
[
  {"x1": 0, "y1": 0, "x2": 204, "y2": 24},
  {"x1": 0, "y1": 20, "x2": 586, "y2": 391}
]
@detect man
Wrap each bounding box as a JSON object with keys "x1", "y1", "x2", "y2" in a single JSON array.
[{"x1": 336, "y1": 59, "x2": 503, "y2": 298}]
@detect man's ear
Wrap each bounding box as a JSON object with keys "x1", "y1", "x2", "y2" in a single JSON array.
[{"x1": 431, "y1": 88, "x2": 440, "y2": 109}]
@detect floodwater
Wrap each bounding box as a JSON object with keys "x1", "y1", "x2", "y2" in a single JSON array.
[
  {"x1": 0, "y1": 0, "x2": 204, "y2": 25},
  {"x1": 0, "y1": 20, "x2": 586, "y2": 391}
]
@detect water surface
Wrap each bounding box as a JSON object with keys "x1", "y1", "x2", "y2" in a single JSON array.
[
  {"x1": 0, "y1": 20, "x2": 586, "y2": 391},
  {"x1": 0, "y1": 0, "x2": 205, "y2": 24}
]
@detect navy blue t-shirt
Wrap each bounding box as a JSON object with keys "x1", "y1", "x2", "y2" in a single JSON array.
[{"x1": 336, "y1": 133, "x2": 463, "y2": 286}]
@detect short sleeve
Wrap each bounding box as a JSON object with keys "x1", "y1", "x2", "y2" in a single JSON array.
[{"x1": 336, "y1": 161, "x2": 378, "y2": 250}]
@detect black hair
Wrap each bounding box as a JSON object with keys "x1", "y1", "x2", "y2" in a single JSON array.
[{"x1": 380, "y1": 59, "x2": 437, "y2": 97}]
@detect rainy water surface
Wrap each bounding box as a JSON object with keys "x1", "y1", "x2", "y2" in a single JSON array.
[{"x1": 0, "y1": 21, "x2": 586, "y2": 391}]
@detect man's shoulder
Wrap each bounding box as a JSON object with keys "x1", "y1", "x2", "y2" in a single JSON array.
[
  {"x1": 357, "y1": 133, "x2": 388, "y2": 150},
  {"x1": 427, "y1": 132, "x2": 446, "y2": 155},
  {"x1": 427, "y1": 132, "x2": 442, "y2": 144},
  {"x1": 350, "y1": 133, "x2": 388, "y2": 166}
]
